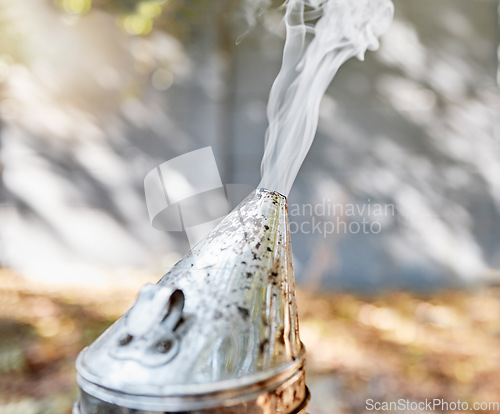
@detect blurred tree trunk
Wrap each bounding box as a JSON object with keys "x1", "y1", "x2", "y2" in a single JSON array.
[{"x1": 216, "y1": 7, "x2": 237, "y2": 185}]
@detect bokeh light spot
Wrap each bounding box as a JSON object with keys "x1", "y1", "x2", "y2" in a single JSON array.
[
  {"x1": 58, "y1": 0, "x2": 92, "y2": 15},
  {"x1": 122, "y1": 15, "x2": 154, "y2": 36},
  {"x1": 138, "y1": 2, "x2": 163, "y2": 19},
  {"x1": 152, "y1": 68, "x2": 173, "y2": 90}
]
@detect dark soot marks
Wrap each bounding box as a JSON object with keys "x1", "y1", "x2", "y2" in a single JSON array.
[
  {"x1": 267, "y1": 247, "x2": 272, "y2": 252},
  {"x1": 241, "y1": 261, "x2": 247, "y2": 265},
  {"x1": 264, "y1": 225, "x2": 270, "y2": 230},
  {"x1": 259, "y1": 338, "x2": 269, "y2": 354},
  {"x1": 246, "y1": 272, "x2": 253, "y2": 278},
  {"x1": 256, "y1": 242, "x2": 261, "y2": 249},
  {"x1": 119, "y1": 334, "x2": 133, "y2": 346},
  {"x1": 237, "y1": 306, "x2": 250, "y2": 320},
  {"x1": 278, "y1": 327, "x2": 285, "y2": 345},
  {"x1": 271, "y1": 271, "x2": 278, "y2": 277}
]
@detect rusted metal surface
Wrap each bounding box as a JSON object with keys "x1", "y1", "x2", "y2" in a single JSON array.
[{"x1": 74, "y1": 189, "x2": 308, "y2": 413}]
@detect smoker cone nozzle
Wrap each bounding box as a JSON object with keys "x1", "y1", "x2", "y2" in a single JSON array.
[{"x1": 74, "y1": 189, "x2": 309, "y2": 413}]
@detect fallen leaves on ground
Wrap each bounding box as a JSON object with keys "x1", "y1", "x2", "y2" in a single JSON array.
[{"x1": 1, "y1": 269, "x2": 499, "y2": 414}]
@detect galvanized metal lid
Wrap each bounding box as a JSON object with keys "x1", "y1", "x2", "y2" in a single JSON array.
[{"x1": 76, "y1": 189, "x2": 307, "y2": 412}]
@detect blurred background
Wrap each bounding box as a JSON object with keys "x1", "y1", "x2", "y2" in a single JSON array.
[{"x1": 0, "y1": 0, "x2": 500, "y2": 413}]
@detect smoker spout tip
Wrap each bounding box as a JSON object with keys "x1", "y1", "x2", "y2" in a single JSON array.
[{"x1": 257, "y1": 187, "x2": 287, "y2": 199}]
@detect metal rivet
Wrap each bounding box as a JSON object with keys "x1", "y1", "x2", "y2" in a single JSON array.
[{"x1": 156, "y1": 339, "x2": 173, "y2": 353}]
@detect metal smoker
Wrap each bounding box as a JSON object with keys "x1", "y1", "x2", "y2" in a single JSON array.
[{"x1": 74, "y1": 189, "x2": 309, "y2": 413}]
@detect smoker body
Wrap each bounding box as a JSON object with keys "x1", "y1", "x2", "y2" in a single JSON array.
[{"x1": 74, "y1": 189, "x2": 309, "y2": 413}]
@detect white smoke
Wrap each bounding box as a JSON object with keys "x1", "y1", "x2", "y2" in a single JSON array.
[{"x1": 259, "y1": 0, "x2": 394, "y2": 195}]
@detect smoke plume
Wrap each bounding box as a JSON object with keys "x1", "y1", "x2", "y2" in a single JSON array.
[{"x1": 259, "y1": 0, "x2": 394, "y2": 195}]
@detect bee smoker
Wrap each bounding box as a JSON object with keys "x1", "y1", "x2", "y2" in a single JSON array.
[{"x1": 74, "y1": 189, "x2": 309, "y2": 413}]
